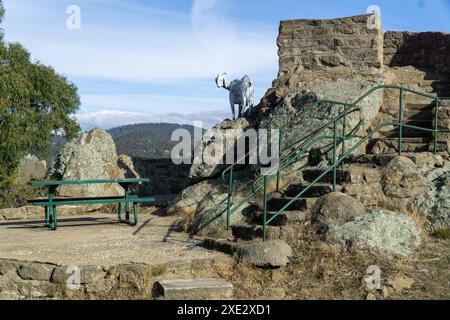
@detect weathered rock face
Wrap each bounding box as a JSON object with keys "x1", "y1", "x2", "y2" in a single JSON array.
[
  {"x1": 435, "y1": 99, "x2": 450, "y2": 150},
  {"x1": 16, "y1": 155, "x2": 47, "y2": 183},
  {"x1": 332, "y1": 210, "x2": 422, "y2": 257},
  {"x1": 311, "y1": 192, "x2": 367, "y2": 237},
  {"x1": 238, "y1": 240, "x2": 292, "y2": 268},
  {"x1": 189, "y1": 118, "x2": 251, "y2": 180},
  {"x1": 51, "y1": 129, "x2": 129, "y2": 197},
  {"x1": 261, "y1": 14, "x2": 384, "y2": 112},
  {"x1": 169, "y1": 178, "x2": 252, "y2": 237},
  {"x1": 384, "y1": 31, "x2": 450, "y2": 74},
  {"x1": 277, "y1": 14, "x2": 383, "y2": 80},
  {"x1": 381, "y1": 156, "x2": 430, "y2": 199},
  {"x1": 411, "y1": 171, "x2": 450, "y2": 231}
]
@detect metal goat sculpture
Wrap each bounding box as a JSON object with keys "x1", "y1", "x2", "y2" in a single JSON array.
[{"x1": 215, "y1": 73, "x2": 255, "y2": 120}]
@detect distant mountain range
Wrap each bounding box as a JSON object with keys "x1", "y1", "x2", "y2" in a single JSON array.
[
  {"x1": 108, "y1": 122, "x2": 204, "y2": 159},
  {"x1": 38, "y1": 122, "x2": 205, "y2": 167}
]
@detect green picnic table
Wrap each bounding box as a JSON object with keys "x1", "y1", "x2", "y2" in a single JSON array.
[{"x1": 29, "y1": 178, "x2": 155, "y2": 230}]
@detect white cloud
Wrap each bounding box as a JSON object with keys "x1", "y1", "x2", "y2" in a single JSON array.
[
  {"x1": 80, "y1": 94, "x2": 228, "y2": 114},
  {"x1": 76, "y1": 109, "x2": 229, "y2": 131},
  {"x1": 3, "y1": 0, "x2": 278, "y2": 83}
]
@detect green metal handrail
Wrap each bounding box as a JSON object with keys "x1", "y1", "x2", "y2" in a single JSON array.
[
  {"x1": 223, "y1": 84, "x2": 449, "y2": 237},
  {"x1": 220, "y1": 99, "x2": 351, "y2": 186},
  {"x1": 260, "y1": 121, "x2": 450, "y2": 240},
  {"x1": 221, "y1": 99, "x2": 352, "y2": 228}
]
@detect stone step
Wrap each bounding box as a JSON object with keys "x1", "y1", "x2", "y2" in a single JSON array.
[
  {"x1": 403, "y1": 109, "x2": 433, "y2": 119},
  {"x1": 231, "y1": 224, "x2": 289, "y2": 241},
  {"x1": 252, "y1": 210, "x2": 308, "y2": 226},
  {"x1": 302, "y1": 168, "x2": 348, "y2": 184},
  {"x1": 351, "y1": 152, "x2": 449, "y2": 167},
  {"x1": 285, "y1": 183, "x2": 340, "y2": 198},
  {"x1": 406, "y1": 103, "x2": 434, "y2": 111},
  {"x1": 384, "y1": 128, "x2": 433, "y2": 138},
  {"x1": 155, "y1": 278, "x2": 233, "y2": 300},
  {"x1": 267, "y1": 195, "x2": 308, "y2": 211},
  {"x1": 369, "y1": 138, "x2": 447, "y2": 153}
]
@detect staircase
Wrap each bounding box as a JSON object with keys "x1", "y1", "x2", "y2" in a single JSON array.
[
  {"x1": 230, "y1": 168, "x2": 346, "y2": 242},
  {"x1": 215, "y1": 85, "x2": 449, "y2": 243},
  {"x1": 369, "y1": 101, "x2": 447, "y2": 153}
]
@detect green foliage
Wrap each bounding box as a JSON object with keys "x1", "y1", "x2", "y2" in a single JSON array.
[
  {"x1": 0, "y1": 5, "x2": 80, "y2": 177},
  {"x1": 0, "y1": 177, "x2": 46, "y2": 209},
  {"x1": 109, "y1": 123, "x2": 204, "y2": 159}
]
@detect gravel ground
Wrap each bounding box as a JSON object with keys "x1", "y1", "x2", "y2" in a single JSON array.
[{"x1": 0, "y1": 212, "x2": 229, "y2": 267}]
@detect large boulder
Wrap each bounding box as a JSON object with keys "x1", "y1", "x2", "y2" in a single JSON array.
[
  {"x1": 311, "y1": 192, "x2": 367, "y2": 237},
  {"x1": 411, "y1": 171, "x2": 450, "y2": 231},
  {"x1": 238, "y1": 240, "x2": 293, "y2": 268},
  {"x1": 16, "y1": 154, "x2": 47, "y2": 183},
  {"x1": 51, "y1": 129, "x2": 129, "y2": 197},
  {"x1": 381, "y1": 156, "x2": 430, "y2": 199},
  {"x1": 189, "y1": 118, "x2": 251, "y2": 180},
  {"x1": 332, "y1": 210, "x2": 422, "y2": 257}
]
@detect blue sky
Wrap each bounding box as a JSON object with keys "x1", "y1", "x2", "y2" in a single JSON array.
[{"x1": 2, "y1": 0, "x2": 450, "y2": 130}]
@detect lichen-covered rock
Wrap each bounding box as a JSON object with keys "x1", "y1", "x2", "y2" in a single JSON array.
[
  {"x1": 0, "y1": 206, "x2": 41, "y2": 220},
  {"x1": 189, "y1": 118, "x2": 251, "y2": 180},
  {"x1": 167, "y1": 180, "x2": 224, "y2": 217},
  {"x1": 411, "y1": 171, "x2": 450, "y2": 231},
  {"x1": 16, "y1": 154, "x2": 47, "y2": 183},
  {"x1": 51, "y1": 129, "x2": 126, "y2": 197},
  {"x1": 332, "y1": 210, "x2": 422, "y2": 257},
  {"x1": 311, "y1": 192, "x2": 367, "y2": 237},
  {"x1": 413, "y1": 152, "x2": 444, "y2": 175},
  {"x1": 238, "y1": 240, "x2": 292, "y2": 268},
  {"x1": 381, "y1": 156, "x2": 430, "y2": 199},
  {"x1": 117, "y1": 155, "x2": 139, "y2": 179}
]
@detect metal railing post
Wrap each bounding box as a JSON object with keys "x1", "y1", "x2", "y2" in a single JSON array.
[
  {"x1": 341, "y1": 105, "x2": 346, "y2": 171},
  {"x1": 276, "y1": 129, "x2": 284, "y2": 192},
  {"x1": 434, "y1": 98, "x2": 439, "y2": 154},
  {"x1": 226, "y1": 167, "x2": 234, "y2": 230},
  {"x1": 263, "y1": 175, "x2": 268, "y2": 241},
  {"x1": 332, "y1": 119, "x2": 337, "y2": 192},
  {"x1": 398, "y1": 88, "x2": 404, "y2": 155}
]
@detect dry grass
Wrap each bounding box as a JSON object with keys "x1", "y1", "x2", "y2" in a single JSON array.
[{"x1": 216, "y1": 223, "x2": 450, "y2": 300}]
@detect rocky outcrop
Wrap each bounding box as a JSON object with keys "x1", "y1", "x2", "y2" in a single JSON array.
[
  {"x1": 51, "y1": 129, "x2": 137, "y2": 197},
  {"x1": 276, "y1": 14, "x2": 383, "y2": 81},
  {"x1": 384, "y1": 31, "x2": 450, "y2": 74},
  {"x1": 189, "y1": 118, "x2": 251, "y2": 180},
  {"x1": 238, "y1": 240, "x2": 292, "y2": 268},
  {"x1": 332, "y1": 210, "x2": 422, "y2": 257},
  {"x1": 311, "y1": 192, "x2": 367, "y2": 238},
  {"x1": 15, "y1": 155, "x2": 47, "y2": 183},
  {"x1": 411, "y1": 170, "x2": 450, "y2": 232},
  {"x1": 381, "y1": 156, "x2": 430, "y2": 199},
  {"x1": 168, "y1": 179, "x2": 250, "y2": 237}
]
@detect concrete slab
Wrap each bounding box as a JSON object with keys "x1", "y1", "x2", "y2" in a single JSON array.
[
  {"x1": 156, "y1": 278, "x2": 233, "y2": 300},
  {"x1": 0, "y1": 213, "x2": 229, "y2": 267}
]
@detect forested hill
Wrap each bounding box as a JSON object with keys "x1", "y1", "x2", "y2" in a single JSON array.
[{"x1": 108, "y1": 123, "x2": 204, "y2": 159}]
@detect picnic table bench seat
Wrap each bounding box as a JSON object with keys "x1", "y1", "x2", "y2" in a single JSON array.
[{"x1": 29, "y1": 178, "x2": 155, "y2": 230}]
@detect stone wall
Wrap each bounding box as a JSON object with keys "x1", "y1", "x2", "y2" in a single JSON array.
[
  {"x1": 276, "y1": 14, "x2": 383, "y2": 81},
  {"x1": 436, "y1": 99, "x2": 450, "y2": 150},
  {"x1": 0, "y1": 257, "x2": 228, "y2": 300},
  {"x1": 261, "y1": 14, "x2": 384, "y2": 112},
  {"x1": 384, "y1": 31, "x2": 450, "y2": 75},
  {"x1": 132, "y1": 158, "x2": 191, "y2": 195}
]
